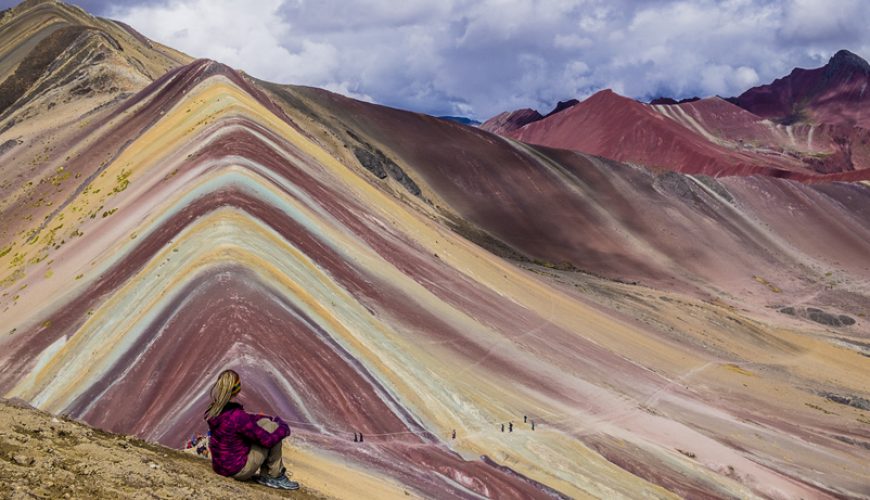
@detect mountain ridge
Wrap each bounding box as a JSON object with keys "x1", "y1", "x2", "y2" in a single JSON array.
[
  {"x1": 482, "y1": 49, "x2": 870, "y2": 180},
  {"x1": 732, "y1": 49, "x2": 870, "y2": 128}
]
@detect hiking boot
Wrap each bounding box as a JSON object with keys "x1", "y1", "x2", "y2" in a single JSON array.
[
  {"x1": 256, "y1": 474, "x2": 299, "y2": 490},
  {"x1": 272, "y1": 475, "x2": 300, "y2": 490}
]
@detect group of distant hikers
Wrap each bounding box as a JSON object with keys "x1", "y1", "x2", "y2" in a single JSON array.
[{"x1": 200, "y1": 369, "x2": 299, "y2": 490}]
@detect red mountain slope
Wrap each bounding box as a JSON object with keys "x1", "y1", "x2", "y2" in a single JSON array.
[
  {"x1": 497, "y1": 89, "x2": 801, "y2": 177},
  {"x1": 482, "y1": 54, "x2": 870, "y2": 181},
  {"x1": 733, "y1": 49, "x2": 870, "y2": 128},
  {"x1": 660, "y1": 97, "x2": 870, "y2": 175}
]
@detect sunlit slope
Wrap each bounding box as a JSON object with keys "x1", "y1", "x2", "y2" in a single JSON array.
[
  {"x1": 0, "y1": 0, "x2": 186, "y2": 80},
  {"x1": 0, "y1": 0, "x2": 190, "y2": 239},
  {"x1": 0, "y1": 0, "x2": 188, "y2": 123},
  {"x1": 0, "y1": 57, "x2": 867, "y2": 498}
]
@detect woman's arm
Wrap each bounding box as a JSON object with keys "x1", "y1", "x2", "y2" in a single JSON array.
[{"x1": 238, "y1": 412, "x2": 290, "y2": 448}]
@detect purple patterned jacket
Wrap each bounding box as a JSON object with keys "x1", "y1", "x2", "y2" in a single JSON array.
[{"x1": 206, "y1": 402, "x2": 291, "y2": 476}]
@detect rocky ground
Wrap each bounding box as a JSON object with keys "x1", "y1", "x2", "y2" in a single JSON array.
[{"x1": 0, "y1": 398, "x2": 324, "y2": 499}]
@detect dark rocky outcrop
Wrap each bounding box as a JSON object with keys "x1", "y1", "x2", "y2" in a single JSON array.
[
  {"x1": 778, "y1": 306, "x2": 856, "y2": 327},
  {"x1": 353, "y1": 147, "x2": 387, "y2": 179},
  {"x1": 806, "y1": 307, "x2": 856, "y2": 327},
  {"x1": 649, "y1": 96, "x2": 701, "y2": 106},
  {"x1": 544, "y1": 99, "x2": 579, "y2": 117},
  {"x1": 0, "y1": 138, "x2": 20, "y2": 156},
  {"x1": 654, "y1": 172, "x2": 697, "y2": 202},
  {"x1": 822, "y1": 393, "x2": 870, "y2": 411},
  {"x1": 352, "y1": 146, "x2": 421, "y2": 196},
  {"x1": 0, "y1": 25, "x2": 86, "y2": 116}
]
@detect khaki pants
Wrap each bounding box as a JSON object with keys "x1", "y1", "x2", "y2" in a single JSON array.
[{"x1": 232, "y1": 418, "x2": 284, "y2": 481}]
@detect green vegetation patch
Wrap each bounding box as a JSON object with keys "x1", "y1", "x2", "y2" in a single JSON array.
[{"x1": 112, "y1": 169, "x2": 131, "y2": 194}]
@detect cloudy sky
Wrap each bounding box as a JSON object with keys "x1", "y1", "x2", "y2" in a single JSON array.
[{"x1": 6, "y1": 0, "x2": 870, "y2": 119}]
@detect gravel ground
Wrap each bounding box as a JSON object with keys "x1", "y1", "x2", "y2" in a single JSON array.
[{"x1": 0, "y1": 398, "x2": 325, "y2": 499}]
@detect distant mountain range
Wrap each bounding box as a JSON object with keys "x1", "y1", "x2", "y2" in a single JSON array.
[
  {"x1": 482, "y1": 49, "x2": 870, "y2": 180},
  {"x1": 437, "y1": 115, "x2": 481, "y2": 126}
]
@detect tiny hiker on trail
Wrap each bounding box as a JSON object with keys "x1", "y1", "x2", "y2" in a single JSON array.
[{"x1": 204, "y1": 369, "x2": 299, "y2": 490}]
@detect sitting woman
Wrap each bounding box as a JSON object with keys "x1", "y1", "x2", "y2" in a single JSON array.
[{"x1": 205, "y1": 369, "x2": 298, "y2": 490}]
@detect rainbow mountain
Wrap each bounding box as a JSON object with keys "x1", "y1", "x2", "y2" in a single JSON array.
[{"x1": 1, "y1": 1, "x2": 869, "y2": 498}]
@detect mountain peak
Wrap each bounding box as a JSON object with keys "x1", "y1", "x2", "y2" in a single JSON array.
[
  {"x1": 825, "y1": 49, "x2": 870, "y2": 77},
  {"x1": 480, "y1": 107, "x2": 543, "y2": 134},
  {"x1": 732, "y1": 48, "x2": 870, "y2": 126},
  {"x1": 586, "y1": 88, "x2": 632, "y2": 104},
  {"x1": 544, "y1": 99, "x2": 579, "y2": 117}
]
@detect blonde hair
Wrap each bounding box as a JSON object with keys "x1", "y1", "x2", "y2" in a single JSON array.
[{"x1": 205, "y1": 369, "x2": 240, "y2": 419}]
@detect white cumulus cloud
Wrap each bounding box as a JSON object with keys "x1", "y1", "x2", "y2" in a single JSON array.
[{"x1": 59, "y1": 0, "x2": 867, "y2": 119}]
